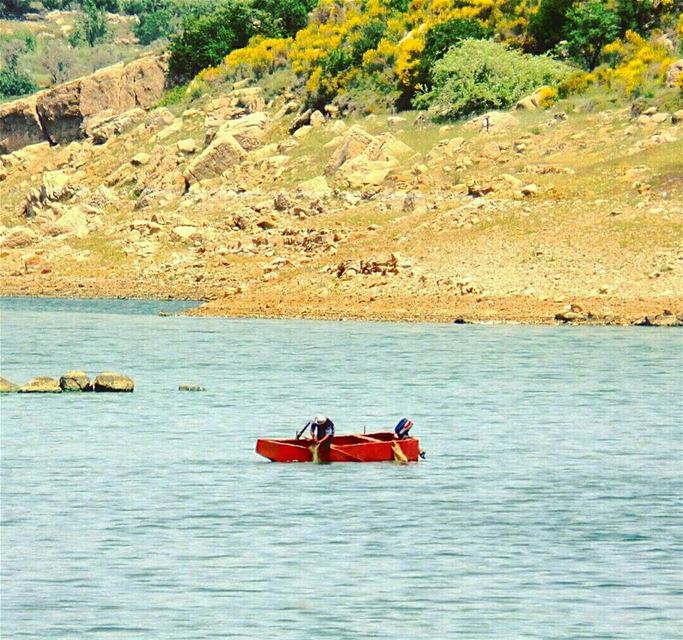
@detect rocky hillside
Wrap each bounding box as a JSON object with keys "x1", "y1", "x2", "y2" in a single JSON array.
[{"x1": 0, "y1": 70, "x2": 682, "y2": 325}]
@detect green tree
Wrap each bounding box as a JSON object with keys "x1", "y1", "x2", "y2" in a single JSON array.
[
  {"x1": 133, "y1": 9, "x2": 173, "y2": 44},
  {"x1": 69, "y1": 0, "x2": 109, "y2": 47},
  {"x1": 565, "y1": 1, "x2": 620, "y2": 69},
  {"x1": 254, "y1": 0, "x2": 316, "y2": 37},
  {"x1": 168, "y1": 1, "x2": 265, "y2": 80},
  {"x1": 527, "y1": 0, "x2": 573, "y2": 53},
  {"x1": 614, "y1": 0, "x2": 662, "y2": 33},
  {"x1": 0, "y1": 38, "x2": 37, "y2": 97}
]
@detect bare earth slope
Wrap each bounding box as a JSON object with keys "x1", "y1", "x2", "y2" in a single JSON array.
[{"x1": 1, "y1": 81, "x2": 681, "y2": 325}]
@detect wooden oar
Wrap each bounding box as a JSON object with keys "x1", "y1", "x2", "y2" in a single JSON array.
[{"x1": 391, "y1": 441, "x2": 409, "y2": 463}]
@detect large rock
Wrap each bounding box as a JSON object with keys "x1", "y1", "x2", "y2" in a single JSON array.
[
  {"x1": 0, "y1": 376, "x2": 20, "y2": 393},
  {"x1": 204, "y1": 88, "x2": 266, "y2": 131},
  {"x1": 93, "y1": 372, "x2": 134, "y2": 392},
  {"x1": 463, "y1": 111, "x2": 520, "y2": 133},
  {"x1": 212, "y1": 111, "x2": 269, "y2": 151},
  {"x1": 85, "y1": 107, "x2": 146, "y2": 144},
  {"x1": 36, "y1": 79, "x2": 83, "y2": 144},
  {"x1": 0, "y1": 96, "x2": 45, "y2": 154},
  {"x1": 326, "y1": 125, "x2": 376, "y2": 174},
  {"x1": 28, "y1": 55, "x2": 167, "y2": 146},
  {"x1": 298, "y1": 176, "x2": 333, "y2": 199},
  {"x1": 184, "y1": 132, "x2": 246, "y2": 184},
  {"x1": 59, "y1": 371, "x2": 92, "y2": 391},
  {"x1": 124, "y1": 55, "x2": 168, "y2": 109},
  {"x1": 19, "y1": 376, "x2": 62, "y2": 393},
  {"x1": 345, "y1": 159, "x2": 396, "y2": 188}
]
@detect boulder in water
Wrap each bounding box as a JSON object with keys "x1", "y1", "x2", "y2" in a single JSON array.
[
  {"x1": 0, "y1": 376, "x2": 20, "y2": 393},
  {"x1": 94, "y1": 372, "x2": 134, "y2": 392},
  {"x1": 18, "y1": 376, "x2": 62, "y2": 393},
  {"x1": 59, "y1": 371, "x2": 92, "y2": 392},
  {"x1": 179, "y1": 384, "x2": 206, "y2": 391}
]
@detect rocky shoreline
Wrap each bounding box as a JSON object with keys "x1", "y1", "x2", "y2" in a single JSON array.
[{"x1": 1, "y1": 288, "x2": 681, "y2": 326}]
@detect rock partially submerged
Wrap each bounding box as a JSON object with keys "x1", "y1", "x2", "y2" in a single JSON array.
[
  {"x1": 0, "y1": 376, "x2": 20, "y2": 393},
  {"x1": 59, "y1": 371, "x2": 92, "y2": 391},
  {"x1": 19, "y1": 376, "x2": 62, "y2": 393},
  {"x1": 179, "y1": 384, "x2": 206, "y2": 391},
  {"x1": 633, "y1": 311, "x2": 683, "y2": 327},
  {"x1": 94, "y1": 372, "x2": 135, "y2": 392}
]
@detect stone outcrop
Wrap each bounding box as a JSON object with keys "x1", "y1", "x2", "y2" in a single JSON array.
[
  {"x1": 184, "y1": 132, "x2": 246, "y2": 184},
  {"x1": 0, "y1": 97, "x2": 44, "y2": 155},
  {"x1": 86, "y1": 107, "x2": 146, "y2": 144},
  {"x1": 633, "y1": 310, "x2": 683, "y2": 327},
  {"x1": 0, "y1": 376, "x2": 20, "y2": 392},
  {"x1": 19, "y1": 376, "x2": 62, "y2": 393},
  {"x1": 59, "y1": 371, "x2": 92, "y2": 391},
  {"x1": 463, "y1": 111, "x2": 520, "y2": 133},
  {"x1": 93, "y1": 372, "x2": 135, "y2": 392},
  {"x1": 211, "y1": 111, "x2": 269, "y2": 151},
  {"x1": 0, "y1": 55, "x2": 168, "y2": 154},
  {"x1": 204, "y1": 88, "x2": 266, "y2": 133}
]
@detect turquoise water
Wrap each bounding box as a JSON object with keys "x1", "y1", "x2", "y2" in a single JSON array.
[{"x1": 1, "y1": 297, "x2": 681, "y2": 639}]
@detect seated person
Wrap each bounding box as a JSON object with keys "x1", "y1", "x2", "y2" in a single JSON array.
[{"x1": 394, "y1": 418, "x2": 413, "y2": 439}]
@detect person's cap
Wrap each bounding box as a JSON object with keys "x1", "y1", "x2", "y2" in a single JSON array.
[{"x1": 314, "y1": 415, "x2": 326, "y2": 425}]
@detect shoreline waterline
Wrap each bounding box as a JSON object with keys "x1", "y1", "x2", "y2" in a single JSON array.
[{"x1": 2, "y1": 291, "x2": 682, "y2": 325}]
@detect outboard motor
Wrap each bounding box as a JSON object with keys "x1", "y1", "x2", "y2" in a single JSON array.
[{"x1": 394, "y1": 418, "x2": 414, "y2": 439}]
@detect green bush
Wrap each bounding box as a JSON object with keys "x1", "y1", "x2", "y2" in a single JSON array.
[
  {"x1": 417, "y1": 18, "x2": 492, "y2": 87},
  {"x1": 168, "y1": 1, "x2": 267, "y2": 80},
  {"x1": 414, "y1": 39, "x2": 573, "y2": 121},
  {"x1": 0, "y1": 67, "x2": 37, "y2": 98},
  {"x1": 157, "y1": 83, "x2": 187, "y2": 106}
]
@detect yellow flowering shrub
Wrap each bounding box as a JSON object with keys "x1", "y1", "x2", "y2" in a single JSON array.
[
  {"x1": 225, "y1": 37, "x2": 292, "y2": 78},
  {"x1": 602, "y1": 30, "x2": 679, "y2": 96},
  {"x1": 558, "y1": 70, "x2": 594, "y2": 97},
  {"x1": 536, "y1": 85, "x2": 558, "y2": 107}
]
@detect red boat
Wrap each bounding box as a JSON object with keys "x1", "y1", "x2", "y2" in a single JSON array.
[{"x1": 255, "y1": 432, "x2": 421, "y2": 463}]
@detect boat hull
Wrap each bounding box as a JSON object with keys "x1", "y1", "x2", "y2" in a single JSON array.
[{"x1": 256, "y1": 432, "x2": 420, "y2": 463}]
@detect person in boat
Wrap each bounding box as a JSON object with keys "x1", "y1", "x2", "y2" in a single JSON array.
[
  {"x1": 309, "y1": 415, "x2": 335, "y2": 444},
  {"x1": 394, "y1": 418, "x2": 413, "y2": 439}
]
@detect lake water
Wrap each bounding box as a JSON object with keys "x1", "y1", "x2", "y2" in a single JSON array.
[{"x1": 1, "y1": 297, "x2": 681, "y2": 639}]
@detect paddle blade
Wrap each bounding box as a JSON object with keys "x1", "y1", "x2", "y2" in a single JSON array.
[{"x1": 392, "y1": 442, "x2": 409, "y2": 464}]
